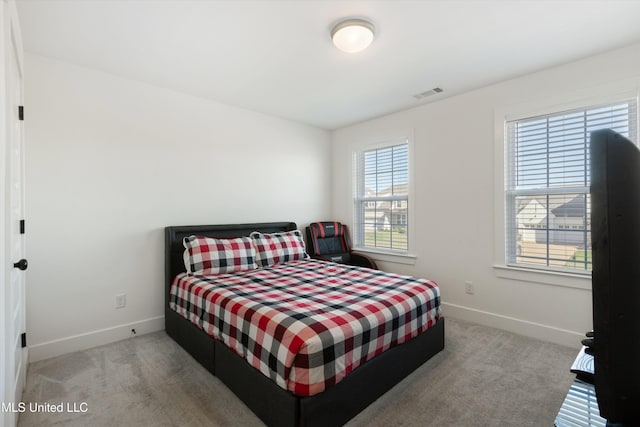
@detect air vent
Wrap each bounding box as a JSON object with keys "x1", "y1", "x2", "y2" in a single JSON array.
[{"x1": 413, "y1": 87, "x2": 443, "y2": 100}]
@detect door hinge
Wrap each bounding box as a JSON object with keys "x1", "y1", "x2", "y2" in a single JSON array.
[
  {"x1": 18, "y1": 105, "x2": 24, "y2": 121},
  {"x1": 21, "y1": 333, "x2": 27, "y2": 348},
  {"x1": 20, "y1": 219, "x2": 25, "y2": 234}
]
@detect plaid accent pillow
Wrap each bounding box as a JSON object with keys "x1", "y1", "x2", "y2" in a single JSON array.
[
  {"x1": 183, "y1": 235, "x2": 257, "y2": 275},
  {"x1": 250, "y1": 230, "x2": 309, "y2": 267}
]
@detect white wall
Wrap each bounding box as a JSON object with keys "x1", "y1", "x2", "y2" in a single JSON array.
[
  {"x1": 332, "y1": 43, "x2": 640, "y2": 348},
  {"x1": 24, "y1": 54, "x2": 331, "y2": 361}
]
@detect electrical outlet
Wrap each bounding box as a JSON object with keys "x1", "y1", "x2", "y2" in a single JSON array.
[
  {"x1": 115, "y1": 293, "x2": 126, "y2": 309},
  {"x1": 464, "y1": 281, "x2": 474, "y2": 295}
]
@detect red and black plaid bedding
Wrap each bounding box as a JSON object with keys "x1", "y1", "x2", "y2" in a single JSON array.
[{"x1": 170, "y1": 259, "x2": 441, "y2": 396}]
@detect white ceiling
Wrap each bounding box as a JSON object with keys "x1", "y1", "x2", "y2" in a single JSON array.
[{"x1": 16, "y1": 0, "x2": 640, "y2": 130}]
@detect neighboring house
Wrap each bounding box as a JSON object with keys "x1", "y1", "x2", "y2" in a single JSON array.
[
  {"x1": 363, "y1": 184, "x2": 408, "y2": 231},
  {"x1": 517, "y1": 194, "x2": 589, "y2": 245}
]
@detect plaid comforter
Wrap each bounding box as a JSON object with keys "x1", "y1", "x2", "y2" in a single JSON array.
[{"x1": 170, "y1": 259, "x2": 441, "y2": 396}]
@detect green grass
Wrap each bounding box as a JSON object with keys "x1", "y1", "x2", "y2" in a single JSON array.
[
  {"x1": 364, "y1": 230, "x2": 408, "y2": 250},
  {"x1": 565, "y1": 250, "x2": 592, "y2": 270}
]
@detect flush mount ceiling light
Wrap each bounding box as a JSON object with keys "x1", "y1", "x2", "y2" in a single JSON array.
[{"x1": 331, "y1": 18, "x2": 375, "y2": 53}]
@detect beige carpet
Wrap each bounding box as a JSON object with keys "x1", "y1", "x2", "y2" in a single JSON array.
[{"x1": 18, "y1": 318, "x2": 577, "y2": 427}]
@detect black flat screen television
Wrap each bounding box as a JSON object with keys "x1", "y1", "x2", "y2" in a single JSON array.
[{"x1": 589, "y1": 128, "x2": 640, "y2": 425}]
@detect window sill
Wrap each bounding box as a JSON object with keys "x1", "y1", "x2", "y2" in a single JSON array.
[
  {"x1": 493, "y1": 264, "x2": 591, "y2": 290},
  {"x1": 354, "y1": 248, "x2": 417, "y2": 265}
]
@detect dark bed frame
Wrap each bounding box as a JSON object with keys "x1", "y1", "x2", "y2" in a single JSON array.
[{"x1": 165, "y1": 222, "x2": 445, "y2": 427}]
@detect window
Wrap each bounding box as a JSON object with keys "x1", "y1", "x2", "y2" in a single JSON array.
[
  {"x1": 505, "y1": 100, "x2": 638, "y2": 273},
  {"x1": 354, "y1": 141, "x2": 409, "y2": 252}
]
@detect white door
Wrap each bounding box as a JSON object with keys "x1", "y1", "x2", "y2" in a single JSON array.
[{"x1": 1, "y1": 1, "x2": 27, "y2": 426}]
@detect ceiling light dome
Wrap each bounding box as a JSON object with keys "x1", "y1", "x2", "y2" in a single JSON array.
[{"x1": 331, "y1": 18, "x2": 375, "y2": 53}]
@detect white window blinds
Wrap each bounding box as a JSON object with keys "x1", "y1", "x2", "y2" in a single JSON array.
[
  {"x1": 505, "y1": 99, "x2": 638, "y2": 273},
  {"x1": 355, "y1": 141, "x2": 409, "y2": 252}
]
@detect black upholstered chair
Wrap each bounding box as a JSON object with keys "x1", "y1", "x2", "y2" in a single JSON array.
[{"x1": 305, "y1": 221, "x2": 378, "y2": 269}]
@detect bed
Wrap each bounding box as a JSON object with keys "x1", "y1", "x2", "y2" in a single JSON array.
[{"x1": 165, "y1": 222, "x2": 444, "y2": 427}]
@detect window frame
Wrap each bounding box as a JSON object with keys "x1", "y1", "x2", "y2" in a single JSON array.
[
  {"x1": 352, "y1": 135, "x2": 415, "y2": 259},
  {"x1": 494, "y1": 88, "x2": 640, "y2": 289}
]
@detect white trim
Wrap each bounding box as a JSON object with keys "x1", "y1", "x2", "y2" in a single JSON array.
[
  {"x1": 503, "y1": 83, "x2": 640, "y2": 124},
  {"x1": 442, "y1": 302, "x2": 583, "y2": 349},
  {"x1": 493, "y1": 264, "x2": 591, "y2": 290},
  {"x1": 0, "y1": 0, "x2": 9, "y2": 423},
  {"x1": 1, "y1": 4, "x2": 25, "y2": 426},
  {"x1": 348, "y1": 129, "x2": 415, "y2": 152},
  {"x1": 494, "y1": 79, "x2": 640, "y2": 282},
  {"x1": 353, "y1": 247, "x2": 417, "y2": 265},
  {"x1": 351, "y1": 129, "x2": 415, "y2": 256},
  {"x1": 28, "y1": 316, "x2": 165, "y2": 362}
]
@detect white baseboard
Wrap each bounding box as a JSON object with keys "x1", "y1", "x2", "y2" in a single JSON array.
[
  {"x1": 27, "y1": 306, "x2": 581, "y2": 362},
  {"x1": 28, "y1": 316, "x2": 165, "y2": 362},
  {"x1": 442, "y1": 302, "x2": 583, "y2": 349}
]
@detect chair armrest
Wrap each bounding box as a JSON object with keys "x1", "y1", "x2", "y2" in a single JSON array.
[
  {"x1": 310, "y1": 254, "x2": 333, "y2": 263},
  {"x1": 350, "y1": 252, "x2": 379, "y2": 270}
]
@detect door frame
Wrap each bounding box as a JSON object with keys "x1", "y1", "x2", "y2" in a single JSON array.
[{"x1": 1, "y1": 1, "x2": 26, "y2": 426}]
